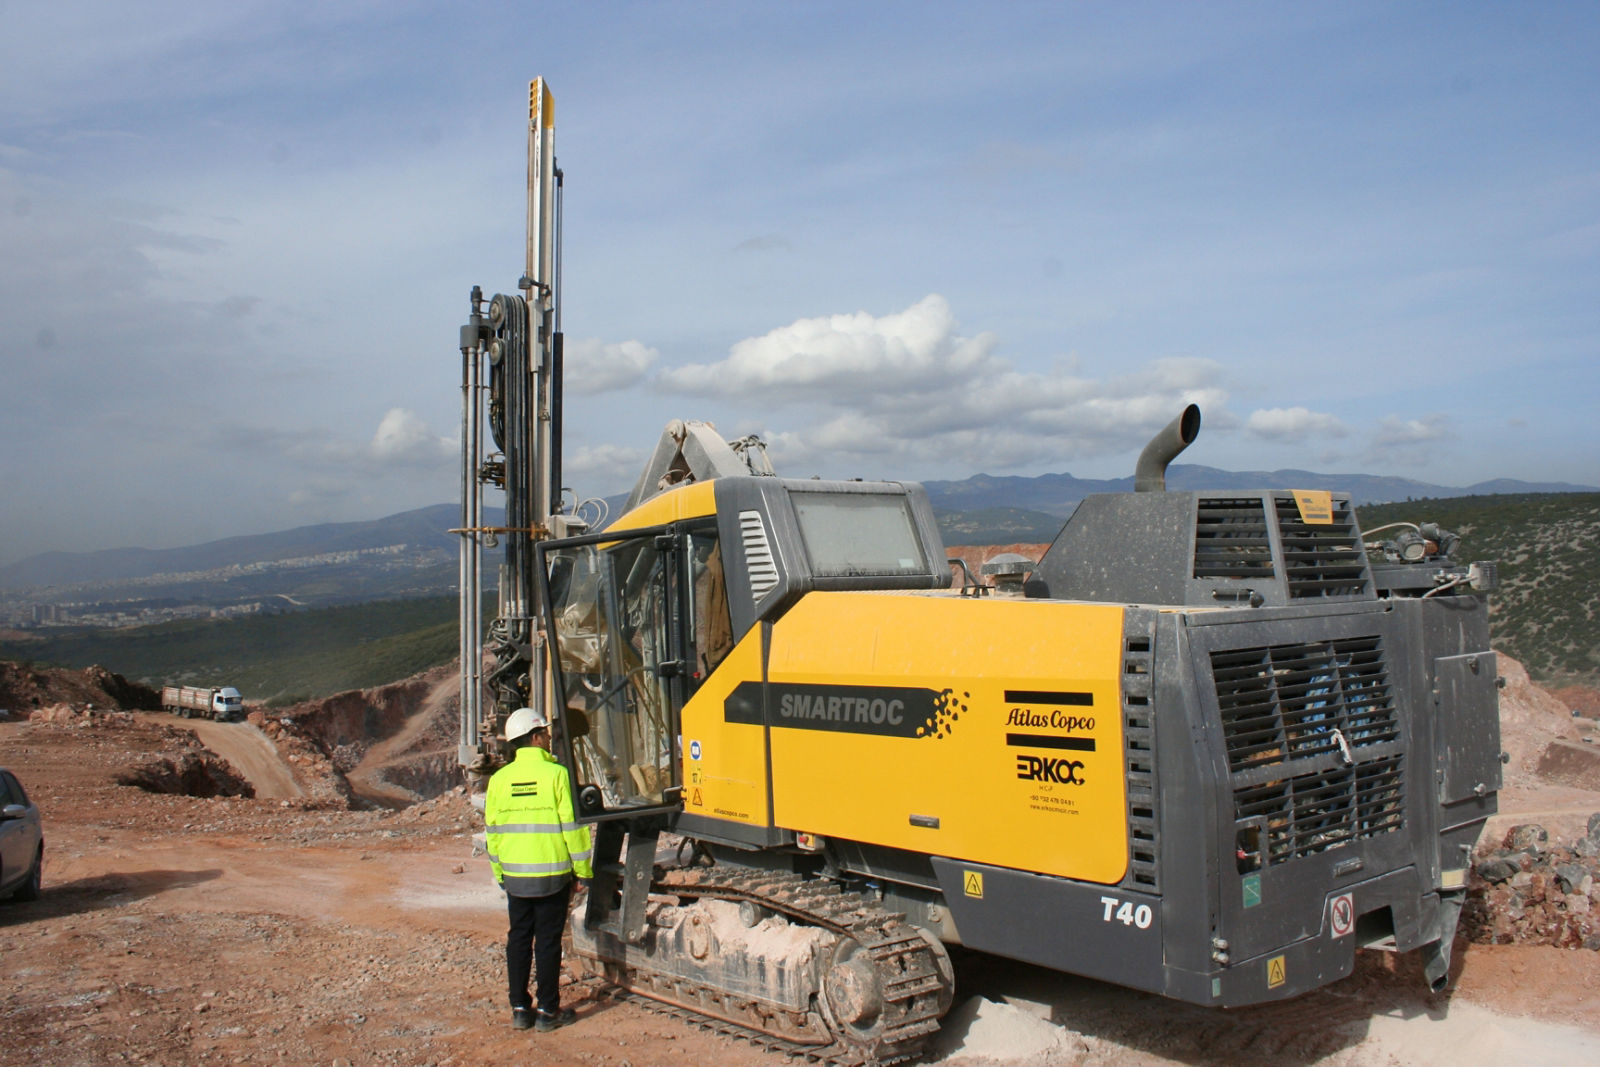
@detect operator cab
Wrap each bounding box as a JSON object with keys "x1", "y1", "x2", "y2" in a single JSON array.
[{"x1": 537, "y1": 477, "x2": 948, "y2": 820}]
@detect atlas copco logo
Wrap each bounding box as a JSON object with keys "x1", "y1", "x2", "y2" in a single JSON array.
[
  {"x1": 1015, "y1": 754, "x2": 1085, "y2": 785},
  {"x1": 1005, "y1": 688, "x2": 1096, "y2": 785}
]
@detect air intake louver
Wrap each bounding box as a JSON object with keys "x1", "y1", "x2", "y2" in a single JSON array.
[
  {"x1": 1272, "y1": 496, "x2": 1369, "y2": 599},
  {"x1": 1121, "y1": 631, "x2": 1159, "y2": 892},
  {"x1": 1211, "y1": 636, "x2": 1403, "y2": 862},
  {"x1": 739, "y1": 510, "x2": 780, "y2": 599},
  {"x1": 1193, "y1": 498, "x2": 1275, "y2": 580}
]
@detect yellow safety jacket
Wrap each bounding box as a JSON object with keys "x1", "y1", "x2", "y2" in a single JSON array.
[{"x1": 485, "y1": 746, "x2": 594, "y2": 897}]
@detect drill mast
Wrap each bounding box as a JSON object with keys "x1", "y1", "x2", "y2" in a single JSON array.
[{"x1": 456, "y1": 77, "x2": 572, "y2": 771}]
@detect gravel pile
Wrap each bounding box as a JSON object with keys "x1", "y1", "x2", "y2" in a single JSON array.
[
  {"x1": 115, "y1": 751, "x2": 255, "y2": 798},
  {"x1": 1464, "y1": 816, "x2": 1600, "y2": 950}
]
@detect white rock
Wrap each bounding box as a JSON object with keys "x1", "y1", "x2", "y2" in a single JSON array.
[{"x1": 930, "y1": 995, "x2": 1072, "y2": 1064}]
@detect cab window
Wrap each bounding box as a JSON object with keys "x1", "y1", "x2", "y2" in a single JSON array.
[{"x1": 686, "y1": 527, "x2": 733, "y2": 689}]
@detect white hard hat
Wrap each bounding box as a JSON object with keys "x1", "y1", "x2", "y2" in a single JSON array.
[{"x1": 503, "y1": 706, "x2": 550, "y2": 740}]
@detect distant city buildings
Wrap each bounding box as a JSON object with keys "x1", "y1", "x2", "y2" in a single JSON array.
[{"x1": 0, "y1": 543, "x2": 446, "y2": 631}]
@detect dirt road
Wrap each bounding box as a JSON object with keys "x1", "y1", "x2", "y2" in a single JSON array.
[
  {"x1": 5, "y1": 712, "x2": 1600, "y2": 1066},
  {"x1": 137, "y1": 712, "x2": 303, "y2": 800},
  {"x1": 344, "y1": 678, "x2": 455, "y2": 808}
]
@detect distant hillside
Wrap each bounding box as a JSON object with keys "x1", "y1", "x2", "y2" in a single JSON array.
[
  {"x1": 9, "y1": 467, "x2": 1589, "y2": 594},
  {"x1": 5, "y1": 467, "x2": 1593, "y2": 637},
  {"x1": 922, "y1": 466, "x2": 1595, "y2": 517},
  {"x1": 7, "y1": 493, "x2": 1595, "y2": 704},
  {"x1": 0, "y1": 505, "x2": 505, "y2": 628},
  {"x1": 0, "y1": 596, "x2": 459, "y2": 704},
  {"x1": 1358, "y1": 494, "x2": 1600, "y2": 686},
  {"x1": 0, "y1": 503, "x2": 483, "y2": 589},
  {"x1": 938, "y1": 508, "x2": 1067, "y2": 546}
]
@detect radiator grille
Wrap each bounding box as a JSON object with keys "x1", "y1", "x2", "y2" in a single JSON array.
[
  {"x1": 1193, "y1": 497, "x2": 1275, "y2": 579},
  {"x1": 1211, "y1": 636, "x2": 1403, "y2": 862},
  {"x1": 1272, "y1": 496, "x2": 1370, "y2": 599}
]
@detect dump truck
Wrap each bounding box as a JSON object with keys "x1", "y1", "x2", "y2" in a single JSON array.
[
  {"x1": 453, "y1": 79, "x2": 1502, "y2": 1064},
  {"x1": 161, "y1": 685, "x2": 244, "y2": 722}
]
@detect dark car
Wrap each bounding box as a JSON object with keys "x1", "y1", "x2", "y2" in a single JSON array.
[{"x1": 0, "y1": 766, "x2": 43, "y2": 902}]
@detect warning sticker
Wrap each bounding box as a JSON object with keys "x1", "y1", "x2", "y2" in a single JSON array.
[
  {"x1": 1329, "y1": 892, "x2": 1355, "y2": 938},
  {"x1": 1267, "y1": 955, "x2": 1287, "y2": 989},
  {"x1": 689, "y1": 788, "x2": 703, "y2": 807},
  {"x1": 1291, "y1": 490, "x2": 1334, "y2": 525},
  {"x1": 963, "y1": 870, "x2": 984, "y2": 899}
]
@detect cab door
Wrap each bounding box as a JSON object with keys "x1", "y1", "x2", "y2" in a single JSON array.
[{"x1": 539, "y1": 525, "x2": 685, "y2": 821}]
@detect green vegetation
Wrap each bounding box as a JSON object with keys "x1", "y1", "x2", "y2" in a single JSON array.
[
  {"x1": 1358, "y1": 493, "x2": 1600, "y2": 686},
  {"x1": 0, "y1": 596, "x2": 459, "y2": 703},
  {"x1": 938, "y1": 507, "x2": 1064, "y2": 546}
]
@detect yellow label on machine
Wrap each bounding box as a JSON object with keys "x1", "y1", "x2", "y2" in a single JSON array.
[
  {"x1": 1291, "y1": 490, "x2": 1334, "y2": 525},
  {"x1": 963, "y1": 871, "x2": 985, "y2": 898}
]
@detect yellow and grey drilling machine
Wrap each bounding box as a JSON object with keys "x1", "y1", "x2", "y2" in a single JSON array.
[{"x1": 455, "y1": 79, "x2": 1501, "y2": 1064}]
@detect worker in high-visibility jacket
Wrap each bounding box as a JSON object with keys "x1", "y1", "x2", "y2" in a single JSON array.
[{"x1": 485, "y1": 705, "x2": 593, "y2": 1032}]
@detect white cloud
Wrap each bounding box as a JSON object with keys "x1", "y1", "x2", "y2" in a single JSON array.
[
  {"x1": 660, "y1": 296, "x2": 1231, "y2": 477},
  {"x1": 564, "y1": 338, "x2": 658, "y2": 394},
  {"x1": 1359, "y1": 413, "x2": 1456, "y2": 469},
  {"x1": 561, "y1": 443, "x2": 647, "y2": 500},
  {"x1": 1372, "y1": 413, "x2": 1452, "y2": 447},
  {"x1": 1246, "y1": 406, "x2": 1349, "y2": 442},
  {"x1": 370, "y1": 408, "x2": 452, "y2": 462},
  {"x1": 659, "y1": 294, "x2": 999, "y2": 398}
]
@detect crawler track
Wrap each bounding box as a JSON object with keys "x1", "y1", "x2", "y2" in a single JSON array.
[{"x1": 576, "y1": 866, "x2": 951, "y2": 1065}]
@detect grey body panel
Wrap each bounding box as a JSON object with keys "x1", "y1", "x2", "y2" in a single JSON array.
[
  {"x1": 712, "y1": 478, "x2": 948, "y2": 645},
  {"x1": 932, "y1": 857, "x2": 1168, "y2": 993},
  {"x1": 1026, "y1": 490, "x2": 1371, "y2": 608},
  {"x1": 1433, "y1": 653, "x2": 1501, "y2": 806},
  {"x1": 910, "y1": 591, "x2": 1495, "y2": 1007}
]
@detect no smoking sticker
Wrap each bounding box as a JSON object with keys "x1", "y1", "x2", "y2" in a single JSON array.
[{"x1": 1329, "y1": 892, "x2": 1354, "y2": 938}]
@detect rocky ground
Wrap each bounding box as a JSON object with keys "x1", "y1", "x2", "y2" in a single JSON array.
[{"x1": 3, "y1": 657, "x2": 1600, "y2": 1065}]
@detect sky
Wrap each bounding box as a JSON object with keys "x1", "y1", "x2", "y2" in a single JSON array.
[{"x1": 2, "y1": 1, "x2": 1598, "y2": 565}]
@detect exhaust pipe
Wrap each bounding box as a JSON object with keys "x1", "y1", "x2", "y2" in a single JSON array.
[{"x1": 1134, "y1": 404, "x2": 1202, "y2": 492}]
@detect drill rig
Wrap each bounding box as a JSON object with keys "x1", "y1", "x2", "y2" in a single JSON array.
[
  {"x1": 456, "y1": 77, "x2": 574, "y2": 768},
  {"x1": 457, "y1": 80, "x2": 1503, "y2": 1065}
]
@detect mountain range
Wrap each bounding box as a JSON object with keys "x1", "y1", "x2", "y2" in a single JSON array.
[
  {"x1": 2, "y1": 468, "x2": 1593, "y2": 599},
  {"x1": 1, "y1": 504, "x2": 474, "y2": 590},
  {"x1": 920, "y1": 464, "x2": 1596, "y2": 516}
]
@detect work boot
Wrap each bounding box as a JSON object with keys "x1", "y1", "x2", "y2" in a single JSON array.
[
  {"x1": 535, "y1": 1007, "x2": 575, "y2": 1032},
  {"x1": 511, "y1": 1007, "x2": 534, "y2": 1030}
]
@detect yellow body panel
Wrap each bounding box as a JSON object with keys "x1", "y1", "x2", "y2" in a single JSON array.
[
  {"x1": 763, "y1": 592, "x2": 1128, "y2": 883},
  {"x1": 680, "y1": 629, "x2": 770, "y2": 826},
  {"x1": 608, "y1": 481, "x2": 718, "y2": 532}
]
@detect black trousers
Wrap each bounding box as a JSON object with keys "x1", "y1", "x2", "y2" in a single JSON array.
[{"x1": 506, "y1": 881, "x2": 572, "y2": 1013}]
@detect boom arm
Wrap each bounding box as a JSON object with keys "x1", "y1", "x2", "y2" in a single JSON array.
[{"x1": 623, "y1": 419, "x2": 775, "y2": 514}]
